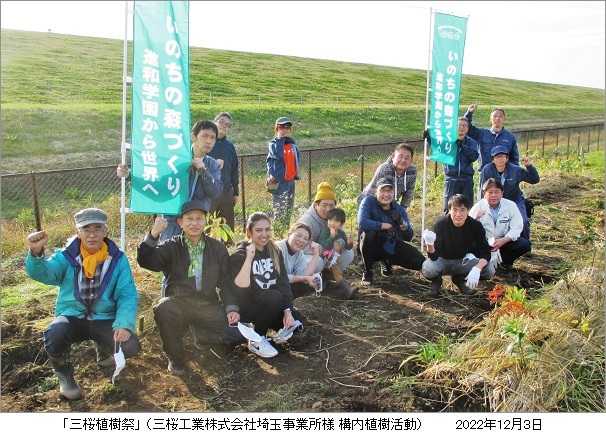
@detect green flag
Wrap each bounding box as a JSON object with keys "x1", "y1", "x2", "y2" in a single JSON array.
[
  {"x1": 130, "y1": 0, "x2": 190, "y2": 215},
  {"x1": 428, "y1": 12, "x2": 468, "y2": 166}
]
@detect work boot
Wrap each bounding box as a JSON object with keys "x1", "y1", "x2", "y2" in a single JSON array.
[
  {"x1": 429, "y1": 278, "x2": 442, "y2": 297},
  {"x1": 329, "y1": 265, "x2": 344, "y2": 283},
  {"x1": 452, "y1": 276, "x2": 473, "y2": 295},
  {"x1": 380, "y1": 261, "x2": 393, "y2": 277},
  {"x1": 49, "y1": 355, "x2": 82, "y2": 400}
]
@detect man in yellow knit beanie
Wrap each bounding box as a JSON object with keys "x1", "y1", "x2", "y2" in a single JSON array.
[{"x1": 297, "y1": 182, "x2": 357, "y2": 299}]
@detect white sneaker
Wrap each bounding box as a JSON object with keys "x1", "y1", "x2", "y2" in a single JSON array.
[{"x1": 248, "y1": 337, "x2": 278, "y2": 358}]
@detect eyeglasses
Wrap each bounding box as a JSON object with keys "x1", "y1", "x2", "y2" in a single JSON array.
[
  {"x1": 291, "y1": 232, "x2": 309, "y2": 243},
  {"x1": 277, "y1": 124, "x2": 292, "y2": 129},
  {"x1": 78, "y1": 225, "x2": 106, "y2": 235}
]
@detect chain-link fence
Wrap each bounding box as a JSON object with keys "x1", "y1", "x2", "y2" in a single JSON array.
[{"x1": 1, "y1": 121, "x2": 603, "y2": 244}]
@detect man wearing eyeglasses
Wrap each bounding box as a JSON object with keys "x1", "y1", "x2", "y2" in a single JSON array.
[
  {"x1": 25, "y1": 208, "x2": 140, "y2": 400},
  {"x1": 209, "y1": 112, "x2": 240, "y2": 232},
  {"x1": 136, "y1": 200, "x2": 243, "y2": 376}
]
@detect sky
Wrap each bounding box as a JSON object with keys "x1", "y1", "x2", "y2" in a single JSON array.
[{"x1": 1, "y1": 0, "x2": 605, "y2": 89}]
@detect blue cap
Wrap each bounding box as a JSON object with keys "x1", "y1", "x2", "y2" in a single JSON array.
[
  {"x1": 491, "y1": 145, "x2": 510, "y2": 158},
  {"x1": 376, "y1": 177, "x2": 394, "y2": 190}
]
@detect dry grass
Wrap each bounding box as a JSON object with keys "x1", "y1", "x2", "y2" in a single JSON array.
[{"x1": 419, "y1": 268, "x2": 605, "y2": 412}]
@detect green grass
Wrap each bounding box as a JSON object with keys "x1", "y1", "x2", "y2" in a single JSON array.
[
  {"x1": 1, "y1": 29, "x2": 603, "y2": 171},
  {"x1": 1, "y1": 279, "x2": 56, "y2": 308}
]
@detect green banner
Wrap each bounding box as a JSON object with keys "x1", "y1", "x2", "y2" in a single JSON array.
[
  {"x1": 428, "y1": 12, "x2": 468, "y2": 166},
  {"x1": 130, "y1": 0, "x2": 190, "y2": 215}
]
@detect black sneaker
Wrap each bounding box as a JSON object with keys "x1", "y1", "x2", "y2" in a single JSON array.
[
  {"x1": 361, "y1": 270, "x2": 373, "y2": 286},
  {"x1": 380, "y1": 262, "x2": 393, "y2": 277},
  {"x1": 168, "y1": 360, "x2": 186, "y2": 376},
  {"x1": 430, "y1": 278, "x2": 442, "y2": 297}
]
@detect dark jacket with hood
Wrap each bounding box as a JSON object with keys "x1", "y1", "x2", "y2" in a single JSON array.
[
  {"x1": 137, "y1": 232, "x2": 238, "y2": 313},
  {"x1": 358, "y1": 195, "x2": 414, "y2": 255},
  {"x1": 229, "y1": 241, "x2": 293, "y2": 312}
]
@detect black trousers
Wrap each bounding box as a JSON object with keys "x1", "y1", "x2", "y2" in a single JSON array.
[
  {"x1": 239, "y1": 289, "x2": 302, "y2": 336},
  {"x1": 211, "y1": 187, "x2": 236, "y2": 231},
  {"x1": 359, "y1": 231, "x2": 425, "y2": 272},
  {"x1": 43, "y1": 316, "x2": 140, "y2": 360},
  {"x1": 153, "y1": 295, "x2": 242, "y2": 366},
  {"x1": 500, "y1": 237, "x2": 531, "y2": 266}
]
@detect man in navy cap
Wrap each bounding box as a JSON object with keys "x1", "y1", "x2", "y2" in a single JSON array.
[
  {"x1": 25, "y1": 208, "x2": 140, "y2": 400},
  {"x1": 137, "y1": 200, "x2": 242, "y2": 375},
  {"x1": 479, "y1": 145, "x2": 540, "y2": 239},
  {"x1": 357, "y1": 176, "x2": 425, "y2": 285}
]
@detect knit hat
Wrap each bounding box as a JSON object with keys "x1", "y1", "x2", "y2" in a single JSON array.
[{"x1": 314, "y1": 182, "x2": 336, "y2": 202}]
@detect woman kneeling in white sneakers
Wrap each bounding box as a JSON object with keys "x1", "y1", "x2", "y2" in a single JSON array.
[{"x1": 229, "y1": 212, "x2": 303, "y2": 358}]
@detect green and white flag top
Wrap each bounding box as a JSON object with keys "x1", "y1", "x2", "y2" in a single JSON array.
[
  {"x1": 428, "y1": 12, "x2": 468, "y2": 166},
  {"x1": 130, "y1": 0, "x2": 190, "y2": 215}
]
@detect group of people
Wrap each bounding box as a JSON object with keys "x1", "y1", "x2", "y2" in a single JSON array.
[{"x1": 24, "y1": 104, "x2": 540, "y2": 400}]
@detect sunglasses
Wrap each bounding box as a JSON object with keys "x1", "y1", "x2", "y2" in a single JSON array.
[{"x1": 277, "y1": 124, "x2": 292, "y2": 129}]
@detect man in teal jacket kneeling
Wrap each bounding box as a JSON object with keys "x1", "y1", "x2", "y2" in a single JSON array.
[{"x1": 25, "y1": 208, "x2": 140, "y2": 400}]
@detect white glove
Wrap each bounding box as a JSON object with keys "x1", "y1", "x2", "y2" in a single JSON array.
[
  {"x1": 465, "y1": 266, "x2": 481, "y2": 289},
  {"x1": 489, "y1": 249, "x2": 502, "y2": 272},
  {"x1": 422, "y1": 229, "x2": 436, "y2": 246}
]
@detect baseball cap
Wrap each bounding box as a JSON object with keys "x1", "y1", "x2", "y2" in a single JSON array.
[
  {"x1": 275, "y1": 116, "x2": 292, "y2": 126},
  {"x1": 376, "y1": 177, "x2": 394, "y2": 190},
  {"x1": 491, "y1": 145, "x2": 510, "y2": 157},
  {"x1": 74, "y1": 208, "x2": 108, "y2": 228},
  {"x1": 179, "y1": 200, "x2": 208, "y2": 217}
]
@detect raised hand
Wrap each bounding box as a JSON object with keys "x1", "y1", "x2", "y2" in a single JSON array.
[
  {"x1": 150, "y1": 216, "x2": 168, "y2": 239},
  {"x1": 26, "y1": 230, "x2": 48, "y2": 256}
]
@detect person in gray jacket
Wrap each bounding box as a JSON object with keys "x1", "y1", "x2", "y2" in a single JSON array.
[
  {"x1": 297, "y1": 182, "x2": 356, "y2": 298},
  {"x1": 359, "y1": 143, "x2": 417, "y2": 209}
]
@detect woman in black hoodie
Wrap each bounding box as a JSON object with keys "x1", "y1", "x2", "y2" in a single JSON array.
[{"x1": 230, "y1": 212, "x2": 302, "y2": 357}]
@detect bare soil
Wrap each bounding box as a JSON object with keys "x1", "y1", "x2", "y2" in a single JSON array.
[{"x1": 1, "y1": 172, "x2": 602, "y2": 412}]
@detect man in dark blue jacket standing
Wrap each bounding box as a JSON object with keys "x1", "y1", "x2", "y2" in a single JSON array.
[
  {"x1": 426, "y1": 117, "x2": 480, "y2": 211},
  {"x1": 464, "y1": 104, "x2": 520, "y2": 169},
  {"x1": 357, "y1": 177, "x2": 425, "y2": 285},
  {"x1": 209, "y1": 112, "x2": 240, "y2": 232}
]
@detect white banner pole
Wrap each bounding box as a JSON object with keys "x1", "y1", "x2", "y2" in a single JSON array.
[
  {"x1": 421, "y1": 7, "x2": 433, "y2": 250},
  {"x1": 119, "y1": 1, "x2": 129, "y2": 251}
]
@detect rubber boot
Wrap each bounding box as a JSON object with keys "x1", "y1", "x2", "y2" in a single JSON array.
[
  {"x1": 452, "y1": 275, "x2": 472, "y2": 295},
  {"x1": 49, "y1": 355, "x2": 82, "y2": 400}
]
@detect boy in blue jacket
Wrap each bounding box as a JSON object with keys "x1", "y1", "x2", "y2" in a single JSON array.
[
  {"x1": 357, "y1": 177, "x2": 426, "y2": 285},
  {"x1": 25, "y1": 208, "x2": 139, "y2": 400},
  {"x1": 266, "y1": 116, "x2": 301, "y2": 228}
]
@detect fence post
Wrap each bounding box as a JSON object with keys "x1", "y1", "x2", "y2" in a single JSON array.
[
  {"x1": 240, "y1": 157, "x2": 246, "y2": 233},
  {"x1": 307, "y1": 150, "x2": 312, "y2": 204},
  {"x1": 587, "y1": 127, "x2": 591, "y2": 152},
  {"x1": 555, "y1": 129, "x2": 559, "y2": 155},
  {"x1": 360, "y1": 146, "x2": 365, "y2": 191},
  {"x1": 525, "y1": 130, "x2": 530, "y2": 154},
  {"x1": 30, "y1": 171, "x2": 42, "y2": 231},
  {"x1": 434, "y1": 160, "x2": 437, "y2": 178},
  {"x1": 577, "y1": 132, "x2": 581, "y2": 156},
  {"x1": 541, "y1": 130, "x2": 545, "y2": 157},
  {"x1": 567, "y1": 129, "x2": 571, "y2": 158},
  {"x1": 597, "y1": 126, "x2": 601, "y2": 151}
]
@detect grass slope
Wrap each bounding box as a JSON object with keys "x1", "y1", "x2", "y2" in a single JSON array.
[{"x1": 1, "y1": 29, "x2": 604, "y2": 171}]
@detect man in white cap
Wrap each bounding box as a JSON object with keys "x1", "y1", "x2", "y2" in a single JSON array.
[{"x1": 25, "y1": 208, "x2": 140, "y2": 400}]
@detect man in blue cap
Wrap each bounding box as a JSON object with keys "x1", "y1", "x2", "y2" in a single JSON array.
[
  {"x1": 25, "y1": 207, "x2": 140, "y2": 400},
  {"x1": 480, "y1": 145, "x2": 540, "y2": 239},
  {"x1": 137, "y1": 200, "x2": 242, "y2": 375}
]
